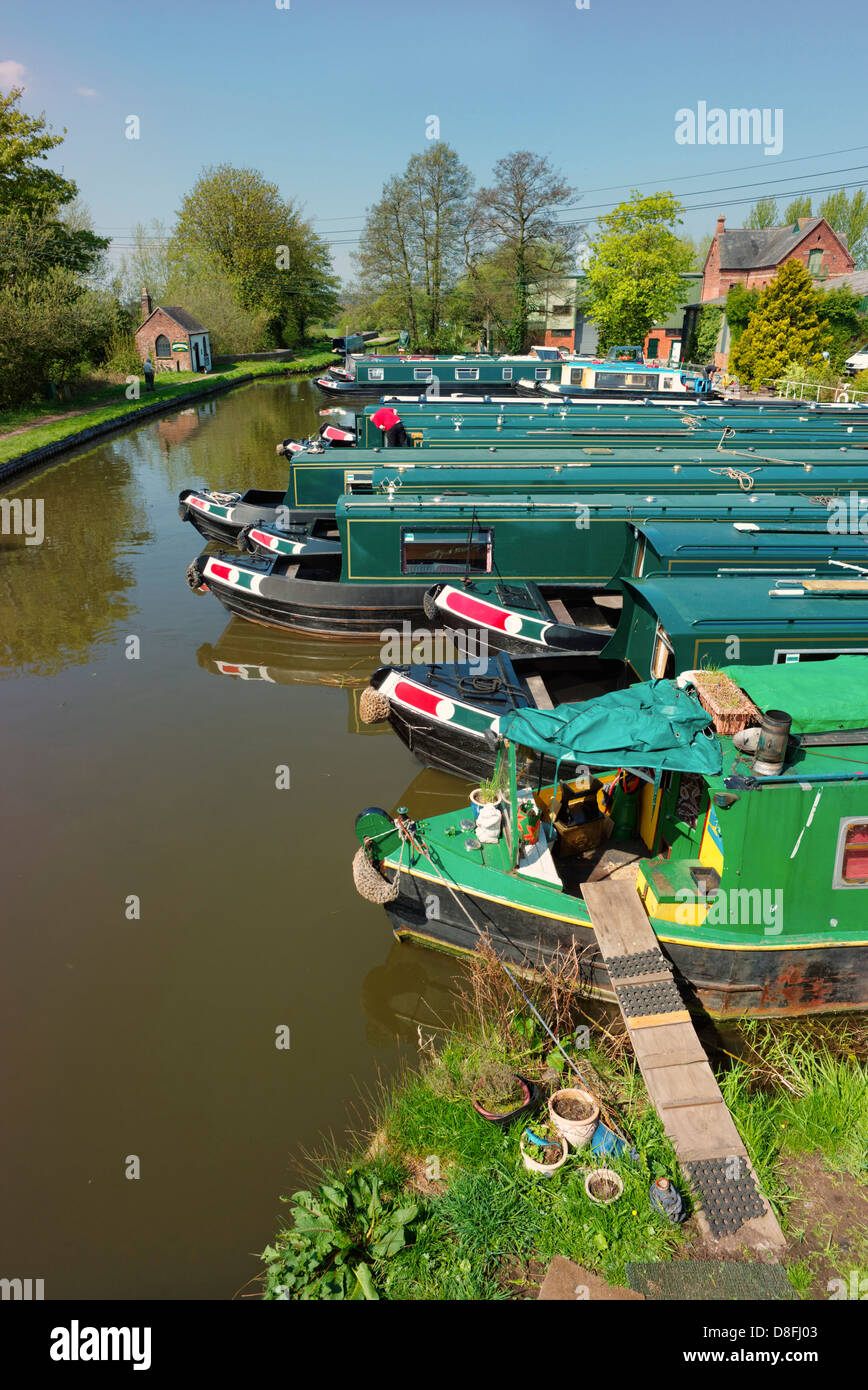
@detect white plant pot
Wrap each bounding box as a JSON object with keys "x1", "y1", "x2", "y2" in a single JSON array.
[
  {"x1": 520, "y1": 1131, "x2": 570, "y2": 1176},
  {"x1": 584, "y1": 1167, "x2": 624, "y2": 1205},
  {"x1": 548, "y1": 1087, "x2": 600, "y2": 1148}
]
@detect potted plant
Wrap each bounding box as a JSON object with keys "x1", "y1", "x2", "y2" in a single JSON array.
[
  {"x1": 520, "y1": 1121, "x2": 569, "y2": 1176},
  {"x1": 584, "y1": 1167, "x2": 624, "y2": 1206},
  {"x1": 470, "y1": 774, "x2": 503, "y2": 842},
  {"x1": 471, "y1": 1061, "x2": 539, "y2": 1128},
  {"x1": 469, "y1": 774, "x2": 501, "y2": 818},
  {"x1": 548, "y1": 1087, "x2": 600, "y2": 1148}
]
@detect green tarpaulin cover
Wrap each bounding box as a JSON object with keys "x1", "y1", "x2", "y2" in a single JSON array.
[
  {"x1": 721, "y1": 656, "x2": 868, "y2": 733},
  {"x1": 499, "y1": 680, "x2": 721, "y2": 775}
]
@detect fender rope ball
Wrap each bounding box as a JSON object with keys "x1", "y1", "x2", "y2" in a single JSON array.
[
  {"x1": 422, "y1": 590, "x2": 439, "y2": 622},
  {"x1": 359, "y1": 687, "x2": 390, "y2": 723},
  {"x1": 185, "y1": 561, "x2": 208, "y2": 593},
  {"x1": 352, "y1": 846, "x2": 399, "y2": 903}
]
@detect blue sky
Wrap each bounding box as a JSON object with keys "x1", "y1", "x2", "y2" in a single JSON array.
[{"x1": 3, "y1": 0, "x2": 866, "y2": 284}]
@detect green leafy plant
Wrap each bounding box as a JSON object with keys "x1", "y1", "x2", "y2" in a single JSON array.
[
  {"x1": 262, "y1": 1171, "x2": 421, "y2": 1300},
  {"x1": 476, "y1": 774, "x2": 500, "y2": 805}
]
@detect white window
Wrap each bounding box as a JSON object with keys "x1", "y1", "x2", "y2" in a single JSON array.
[
  {"x1": 368, "y1": 367, "x2": 384, "y2": 381},
  {"x1": 534, "y1": 367, "x2": 551, "y2": 380},
  {"x1": 833, "y1": 818, "x2": 868, "y2": 888},
  {"x1": 414, "y1": 368, "x2": 434, "y2": 382},
  {"x1": 455, "y1": 367, "x2": 479, "y2": 381},
  {"x1": 501, "y1": 367, "x2": 513, "y2": 380}
]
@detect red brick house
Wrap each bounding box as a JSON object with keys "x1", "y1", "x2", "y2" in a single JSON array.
[
  {"x1": 700, "y1": 214, "x2": 855, "y2": 368},
  {"x1": 702, "y1": 214, "x2": 854, "y2": 301},
  {"x1": 135, "y1": 289, "x2": 212, "y2": 373}
]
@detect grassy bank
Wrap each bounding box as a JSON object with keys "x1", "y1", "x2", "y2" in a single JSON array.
[
  {"x1": 259, "y1": 949, "x2": 867, "y2": 1301},
  {"x1": 0, "y1": 347, "x2": 335, "y2": 467}
]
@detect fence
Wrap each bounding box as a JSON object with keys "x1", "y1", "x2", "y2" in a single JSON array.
[{"x1": 769, "y1": 378, "x2": 868, "y2": 405}]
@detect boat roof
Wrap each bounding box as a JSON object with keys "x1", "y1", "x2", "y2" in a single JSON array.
[
  {"x1": 716, "y1": 655, "x2": 868, "y2": 733},
  {"x1": 335, "y1": 442, "x2": 868, "y2": 465},
  {"x1": 622, "y1": 572, "x2": 868, "y2": 628},
  {"x1": 338, "y1": 491, "x2": 840, "y2": 520},
  {"x1": 633, "y1": 519, "x2": 868, "y2": 559}
]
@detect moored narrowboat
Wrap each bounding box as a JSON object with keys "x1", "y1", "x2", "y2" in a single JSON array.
[
  {"x1": 314, "y1": 348, "x2": 592, "y2": 397},
  {"x1": 353, "y1": 659, "x2": 868, "y2": 1017}
]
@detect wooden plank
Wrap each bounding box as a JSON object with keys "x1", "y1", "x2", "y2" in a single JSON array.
[
  {"x1": 583, "y1": 879, "x2": 657, "y2": 958},
  {"x1": 547, "y1": 598, "x2": 575, "y2": 626},
  {"x1": 525, "y1": 673, "x2": 554, "y2": 710},
  {"x1": 638, "y1": 1046, "x2": 709, "y2": 1069},
  {"x1": 625, "y1": 1009, "x2": 691, "y2": 1028},
  {"x1": 644, "y1": 1060, "x2": 722, "y2": 1109},
  {"x1": 801, "y1": 578, "x2": 868, "y2": 591},
  {"x1": 631, "y1": 1021, "x2": 700, "y2": 1061},
  {"x1": 610, "y1": 969, "x2": 672, "y2": 987}
]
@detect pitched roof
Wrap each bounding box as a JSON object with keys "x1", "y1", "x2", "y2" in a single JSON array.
[
  {"x1": 717, "y1": 217, "x2": 827, "y2": 270},
  {"x1": 161, "y1": 306, "x2": 208, "y2": 333},
  {"x1": 822, "y1": 269, "x2": 868, "y2": 296}
]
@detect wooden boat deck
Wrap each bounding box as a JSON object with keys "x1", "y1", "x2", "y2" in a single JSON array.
[{"x1": 582, "y1": 880, "x2": 786, "y2": 1256}]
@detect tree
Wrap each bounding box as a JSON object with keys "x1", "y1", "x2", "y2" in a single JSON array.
[
  {"x1": 818, "y1": 188, "x2": 868, "y2": 269},
  {"x1": 746, "y1": 197, "x2": 779, "y2": 229},
  {"x1": 170, "y1": 164, "x2": 338, "y2": 346},
  {"x1": 355, "y1": 144, "x2": 474, "y2": 346},
  {"x1": 583, "y1": 191, "x2": 694, "y2": 351},
  {"x1": 474, "y1": 151, "x2": 577, "y2": 352},
  {"x1": 0, "y1": 86, "x2": 77, "y2": 217},
  {"x1": 0, "y1": 267, "x2": 116, "y2": 405},
  {"x1": 815, "y1": 284, "x2": 865, "y2": 371},
  {"x1": 730, "y1": 259, "x2": 831, "y2": 389},
  {"x1": 724, "y1": 282, "x2": 760, "y2": 346},
  {"x1": 784, "y1": 195, "x2": 812, "y2": 224}
]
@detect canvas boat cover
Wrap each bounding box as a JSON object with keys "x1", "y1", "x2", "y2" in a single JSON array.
[
  {"x1": 499, "y1": 679, "x2": 721, "y2": 775},
  {"x1": 721, "y1": 655, "x2": 868, "y2": 733}
]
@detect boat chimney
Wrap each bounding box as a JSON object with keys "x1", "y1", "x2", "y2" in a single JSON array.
[{"x1": 751, "y1": 709, "x2": 792, "y2": 778}]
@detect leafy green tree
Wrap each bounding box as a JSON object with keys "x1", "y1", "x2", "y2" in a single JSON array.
[
  {"x1": 0, "y1": 86, "x2": 76, "y2": 216},
  {"x1": 170, "y1": 164, "x2": 338, "y2": 346},
  {"x1": 724, "y1": 282, "x2": 760, "y2": 346},
  {"x1": 746, "y1": 197, "x2": 779, "y2": 229},
  {"x1": 814, "y1": 285, "x2": 865, "y2": 371},
  {"x1": 730, "y1": 259, "x2": 831, "y2": 389},
  {"x1": 474, "y1": 151, "x2": 577, "y2": 352},
  {"x1": 0, "y1": 267, "x2": 116, "y2": 405},
  {"x1": 583, "y1": 191, "x2": 693, "y2": 351},
  {"x1": 784, "y1": 195, "x2": 813, "y2": 224},
  {"x1": 818, "y1": 188, "x2": 868, "y2": 269}
]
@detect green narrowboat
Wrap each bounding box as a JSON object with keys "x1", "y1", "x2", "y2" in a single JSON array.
[
  {"x1": 353, "y1": 659, "x2": 868, "y2": 1018},
  {"x1": 187, "y1": 490, "x2": 854, "y2": 639},
  {"x1": 608, "y1": 572, "x2": 868, "y2": 678},
  {"x1": 315, "y1": 348, "x2": 589, "y2": 397}
]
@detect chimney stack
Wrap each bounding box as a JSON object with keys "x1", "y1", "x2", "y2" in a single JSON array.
[
  {"x1": 141, "y1": 287, "x2": 152, "y2": 323},
  {"x1": 715, "y1": 215, "x2": 726, "y2": 235}
]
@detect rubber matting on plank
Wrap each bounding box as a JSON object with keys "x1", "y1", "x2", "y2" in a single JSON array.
[
  {"x1": 614, "y1": 978, "x2": 684, "y2": 1016},
  {"x1": 685, "y1": 1158, "x2": 768, "y2": 1238},
  {"x1": 606, "y1": 949, "x2": 668, "y2": 981},
  {"x1": 625, "y1": 1260, "x2": 794, "y2": 1301}
]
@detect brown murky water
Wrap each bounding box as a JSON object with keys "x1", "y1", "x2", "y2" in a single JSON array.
[{"x1": 0, "y1": 378, "x2": 466, "y2": 1299}]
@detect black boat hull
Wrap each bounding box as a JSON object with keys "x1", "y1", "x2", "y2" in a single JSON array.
[{"x1": 381, "y1": 867, "x2": 868, "y2": 1019}]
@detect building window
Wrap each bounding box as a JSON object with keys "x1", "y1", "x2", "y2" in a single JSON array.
[
  {"x1": 155, "y1": 334, "x2": 171, "y2": 358},
  {"x1": 834, "y1": 818, "x2": 868, "y2": 888},
  {"x1": 647, "y1": 338, "x2": 660, "y2": 358},
  {"x1": 551, "y1": 304, "x2": 571, "y2": 315},
  {"x1": 401, "y1": 527, "x2": 493, "y2": 575},
  {"x1": 808, "y1": 249, "x2": 823, "y2": 275}
]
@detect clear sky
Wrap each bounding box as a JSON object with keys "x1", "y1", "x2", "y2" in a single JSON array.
[{"x1": 3, "y1": 0, "x2": 867, "y2": 284}]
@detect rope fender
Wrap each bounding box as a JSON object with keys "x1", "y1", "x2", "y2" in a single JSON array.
[
  {"x1": 352, "y1": 845, "x2": 400, "y2": 903},
  {"x1": 359, "y1": 686, "x2": 390, "y2": 723},
  {"x1": 185, "y1": 560, "x2": 209, "y2": 593}
]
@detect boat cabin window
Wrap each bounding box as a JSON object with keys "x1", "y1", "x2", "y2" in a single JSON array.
[
  {"x1": 570, "y1": 368, "x2": 584, "y2": 384},
  {"x1": 400, "y1": 527, "x2": 493, "y2": 575},
  {"x1": 651, "y1": 622, "x2": 675, "y2": 679},
  {"x1": 414, "y1": 368, "x2": 434, "y2": 382},
  {"x1": 455, "y1": 368, "x2": 479, "y2": 381},
  {"x1": 773, "y1": 648, "x2": 868, "y2": 663},
  {"x1": 534, "y1": 367, "x2": 551, "y2": 380},
  {"x1": 834, "y1": 818, "x2": 868, "y2": 888},
  {"x1": 367, "y1": 367, "x2": 384, "y2": 381},
  {"x1": 501, "y1": 368, "x2": 513, "y2": 380}
]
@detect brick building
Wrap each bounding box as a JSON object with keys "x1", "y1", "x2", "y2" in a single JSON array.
[{"x1": 135, "y1": 289, "x2": 212, "y2": 373}]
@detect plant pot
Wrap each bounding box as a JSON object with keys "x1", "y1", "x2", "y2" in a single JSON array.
[
  {"x1": 469, "y1": 787, "x2": 501, "y2": 821},
  {"x1": 520, "y1": 1128, "x2": 569, "y2": 1176},
  {"x1": 548, "y1": 1087, "x2": 600, "y2": 1148},
  {"x1": 472, "y1": 1073, "x2": 540, "y2": 1129},
  {"x1": 584, "y1": 1167, "x2": 624, "y2": 1206}
]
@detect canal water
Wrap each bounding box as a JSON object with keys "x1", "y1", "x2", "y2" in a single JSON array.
[{"x1": 0, "y1": 378, "x2": 466, "y2": 1299}]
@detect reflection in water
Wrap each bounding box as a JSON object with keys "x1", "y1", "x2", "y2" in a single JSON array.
[
  {"x1": 0, "y1": 379, "x2": 423, "y2": 1300},
  {"x1": 361, "y1": 940, "x2": 466, "y2": 1047}
]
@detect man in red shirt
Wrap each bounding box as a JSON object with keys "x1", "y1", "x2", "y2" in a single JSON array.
[{"x1": 371, "y1": 406, "x2": 411, "y2": 447}]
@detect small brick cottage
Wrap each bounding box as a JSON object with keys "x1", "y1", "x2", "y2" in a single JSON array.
[{"x1": 135, "y1": 289, "x2": 212, "y2": 373}]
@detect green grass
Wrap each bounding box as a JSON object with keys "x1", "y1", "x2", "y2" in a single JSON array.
[
  {"x1": 0, "y1": 347, "x2": 335, "y2": 465},
  {"x1": 261, "y1": 1003, "x2": 867, "y2": 1301}
]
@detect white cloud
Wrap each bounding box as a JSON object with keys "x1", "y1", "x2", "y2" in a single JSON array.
[
  {"x1": 0, "y1": 59, "x2": 28, "y2": 89},
  {"x1": 76, "y1": 86, "x2": 98, "y2": 97}
]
